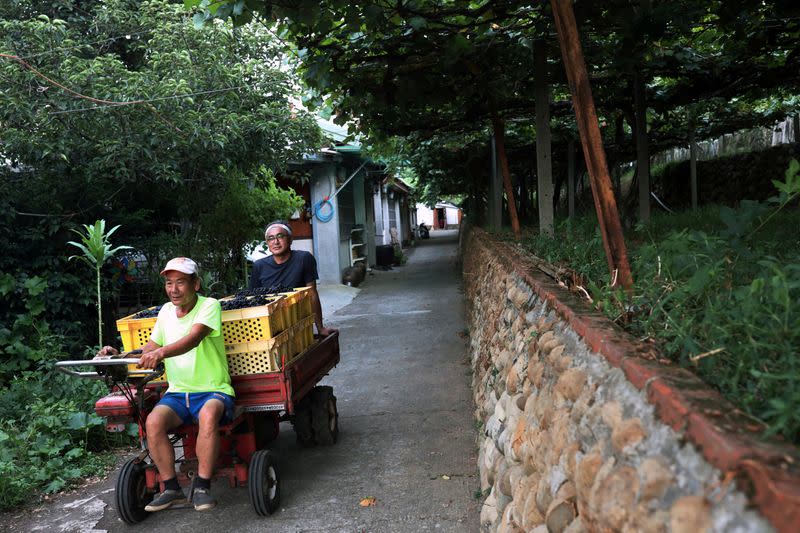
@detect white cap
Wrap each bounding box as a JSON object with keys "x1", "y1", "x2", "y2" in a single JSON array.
[{"x1": 160, "y1": 257, "x2": 199, "y2": 276}]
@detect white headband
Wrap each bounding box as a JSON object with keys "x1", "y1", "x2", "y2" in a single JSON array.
[{"x1": 265, "y1": 223, "x2": 292, "y2": 237}]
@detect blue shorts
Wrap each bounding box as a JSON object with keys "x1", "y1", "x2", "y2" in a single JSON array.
[{"x1": 157, "y1": 392, "x2": 235, "y2": 426}]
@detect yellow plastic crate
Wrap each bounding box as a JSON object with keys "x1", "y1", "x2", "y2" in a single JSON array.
[
  {"x1": 279, "y1": 287, "x2": 313, "y2": 327},
  {"x1": 225, "y1": 328, "x2": 292, "y2": 375},
  {"x1": 289, "y1": 315, "x2": 315, "y2": 356},
  {"x1": 117, "y1": 295, "x2": 289, "y2": 379},
  {"x1": 218, "y1": 295, "x2": 288, "y2": 344},
  {"x1": 117, "y1": 310, "x2": 162, "y2": 381},
  {"x1": 117, "y1": 296, "x2": 288, "y2": 349},
  {"x1": 118, "y1": 311, "x2": 158, "y2": 353}
]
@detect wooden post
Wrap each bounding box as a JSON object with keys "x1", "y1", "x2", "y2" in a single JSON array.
[
  {"x1": 489, "y1": 136, "x2": 502, "y2": 229},
  {"x1": 567, "y1": 139, "x2": 576, "y2": 218},
  {"x1": 634, "y1": 71, "x2": 651, "y2": 222},
  {"x1": 550, "y1": 0, "x2": 633, "y2": 289},
  {"x1": 535, "y1": 40, "x2": 555, "y2": 237},
  {"x1": 690, "y1": 128, "x2": 698, "y2": 210},
  {"x1": 491, "y1": 113, "x2": 522, "y2": 239}
]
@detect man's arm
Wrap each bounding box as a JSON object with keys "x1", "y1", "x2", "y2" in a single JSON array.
[
  {"x1": 96, "y1": 339, "x2": 160, "y2": 358},
  {"x1": 248, "y1": 261, "x2": 259, "y2": 290},
  {"x1": 138, "y1": 323, "x2": 212, "y2": 369},
  {"x1": 305, "y1": 280, "x2": 337, "y2": 337}
]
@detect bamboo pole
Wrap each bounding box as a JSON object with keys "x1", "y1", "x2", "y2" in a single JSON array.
[
  {"x1": 491, "y1": 112, "x2": 522, "y2": 239},
  {"x1": 550, "y1": 0, "x2": 633, "y2": 289}
]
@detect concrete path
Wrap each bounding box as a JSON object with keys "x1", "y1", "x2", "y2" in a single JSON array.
[{"x1": 5, "y1": 229, "x2": 478, "y2": 533}]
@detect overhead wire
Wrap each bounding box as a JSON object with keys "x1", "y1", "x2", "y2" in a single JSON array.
[
  {"x1": 48, "y1": 86, "x2": 248, "y2": 115},
  {"x1": 1, "y1": 51, "x2": 155, "y2": 106},
  {"x1": 11, "y1": 29, "x2": 153, "y2": 62}
]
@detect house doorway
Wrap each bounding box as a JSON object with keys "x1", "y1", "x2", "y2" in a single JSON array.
[{"x1": 435, "y1": 207, "x2": 447, "y2": 230}]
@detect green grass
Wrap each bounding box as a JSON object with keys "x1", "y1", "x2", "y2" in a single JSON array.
[{"x1": 501, "y1": 200, "x2": 800, "y2": 443}]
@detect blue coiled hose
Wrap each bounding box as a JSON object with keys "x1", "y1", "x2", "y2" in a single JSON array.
[{"x1": 313, "y1": 196, "x2": 335, "y2": 222}]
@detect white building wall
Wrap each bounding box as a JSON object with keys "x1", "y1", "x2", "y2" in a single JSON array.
[
  {"x1": 416, "y1": 203, "x2": 460, "y2": 227},
  {"x1": 445, "y1": 207, "x2": 460, "y2": 225},
  {"x1": 394, "y1": 197, "x2": 403, "y2": 243},
  {"x1": 416, "y1": 204, "x2": 434, "y2": 226},
  {"x1": 310, "y1": 164, "x2": 341, "y2": 284},
  {"x1": 381, "y1": 193, "x2": 391, "y2": 245}
]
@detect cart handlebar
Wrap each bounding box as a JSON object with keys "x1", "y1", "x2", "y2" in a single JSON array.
[{"x1": 55, "y1": 352, "x2": 164, "y2": 381}]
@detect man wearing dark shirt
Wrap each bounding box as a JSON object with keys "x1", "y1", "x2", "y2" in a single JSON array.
[{"x1": 249, "y1": 220, "x2": 336, "y2": 337}]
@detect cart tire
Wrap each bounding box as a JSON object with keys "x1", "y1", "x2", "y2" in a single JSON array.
[
  {"x1": 292, "y1": 396, "x2": 314, "y2": 446},
  {"x1": 310, "y1": 386, "x2": 339, "y2": 445},
  {"x1": 116, "y1": 458, "x2": 153, "y2": 525},
  {"x1": 253, "y1": 412, "x2": 280, "y2": 450},
  {"x1": 248, "y1": 450, "x2": 280, "y2": 516}
]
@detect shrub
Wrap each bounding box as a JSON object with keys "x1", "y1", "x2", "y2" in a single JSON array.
[
  {"x1": 0, "y1": 357, "x2": 131, "y2": 510},
  {"x1": 513, "y1": 160, "x2": 800, "y2": 442}
]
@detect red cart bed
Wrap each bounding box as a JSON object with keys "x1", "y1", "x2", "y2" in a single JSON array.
[{"x1": 57, "y1": 331, "x2": 342, "y2": 523}]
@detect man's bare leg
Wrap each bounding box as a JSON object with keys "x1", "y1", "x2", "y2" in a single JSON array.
[
  {"x1": 146, "y1": 405, "x2": 183, "y2": 479},
  {"x1": 144, "y1": 405, "x2": 185, "y2": 512},
  {"x1": 196, "y1": 399, "x2": 224, "y2": 479}
]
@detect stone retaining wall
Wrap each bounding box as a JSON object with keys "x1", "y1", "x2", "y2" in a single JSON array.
[{"x1": 463, "y1": 227, "x2": 800, "y2": 533}]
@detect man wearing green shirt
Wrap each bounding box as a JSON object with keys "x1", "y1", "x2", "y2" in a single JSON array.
[{"x1": 98, "y1": 257, "x2": 233, "y2": 512}]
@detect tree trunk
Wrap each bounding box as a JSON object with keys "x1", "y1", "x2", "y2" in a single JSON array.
[
  {"x1": 535, "y1": 40, "x2": 555, "y2": 237},
  {"x1": 567, "y1": 139, "x2": 576, "y2": 217},
  {"x1": 550, "y1": 0, "x2": 633, "y2": 290},
  {"x1": 552, "y1": 171, "x2": 565, "y2": 215},
  {"x1": 633, "y1": 70, "x2": 651, "y2": 222},
  {"x1": 488, "y1": 135, "x2": 502, "y2": 230},
  {"x1": 491, "y1": 114, "x2": 522, "y2": 239},
  {"x1": 690, "y1": 128, "x2": 698, "y2": 210}
]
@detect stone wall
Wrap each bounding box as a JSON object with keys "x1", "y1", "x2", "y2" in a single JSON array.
[{"x1": 463, "y1": 227, "x2": 800, "y2": 533}]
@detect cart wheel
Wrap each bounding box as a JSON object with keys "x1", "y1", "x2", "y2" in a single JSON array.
[
  {"x1": 310, "y1": 386, "x2": 339, "y2": 445},
  {"x1": 253, "y1": 412, "x2": 279, "y2": 450},
  {"x1": 248, "y1": 450, "x2": 280, "y2": 516},
  {"x1": 292, "y1": 396, "x2": 314, "y2": 446},
  {"x1": 116, "y1": 458, "x2": 153, "y2": 525}
]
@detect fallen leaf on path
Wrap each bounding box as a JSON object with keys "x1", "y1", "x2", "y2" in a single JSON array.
[{"x1": 359, "y1": 496, "x2": 377, "y2": 507}]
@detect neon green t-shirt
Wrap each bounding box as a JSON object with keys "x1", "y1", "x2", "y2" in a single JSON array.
[{"x1": 150, "y1": 295, "x2": 234, "y2": 396}]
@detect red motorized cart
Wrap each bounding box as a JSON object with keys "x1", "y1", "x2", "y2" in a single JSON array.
[{"x1": 55, "y1": 331, "x2": 340, "y2": 524}]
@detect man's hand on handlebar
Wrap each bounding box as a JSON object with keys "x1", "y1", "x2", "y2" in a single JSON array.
[
  {"x1": 95, "y1": 346, "x2": 120, "y2": 359},
  {"x1": 138, "y1": 348, "x2": 165, "y2": 369}
]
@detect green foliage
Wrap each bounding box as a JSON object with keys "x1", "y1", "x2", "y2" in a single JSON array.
[
  {"x1": 1, "y1": 0, "x2": 322, "y2": 379},
  {"x1": 67, "y1": 221, "x2": 130, "y2": 272},
  {"x1": 67, "y1": 220, "x2": 132, "y2": 348},
  {"x1": 0, "y1": 0, "x2": 323, "y2": 509},
  {"x1": 194, "y1": 167, "x2": 304, "y2": 293},
  {"x1": 392, "y1": 246, "x2": 407, "y2": 265},
  {"x1": 652, "y1": 143, "x2": 800, "y2": 209},
  {"x1": 516, "y1": 161, "x2": 800, "y2": 441},
  {"x1": 191, "y1": 0, "x2": 800, "y2": 223},
  {"x1": 0, "y1": 355, "x2": 129, "y2": 510}
]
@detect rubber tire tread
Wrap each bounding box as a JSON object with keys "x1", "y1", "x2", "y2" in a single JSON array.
[
  {"x1": 310, "y1": 386, "x2": 339, "y2": 446},
  {"x1": 292, "y1": 396, "x2": 314, "y2": 446},
  {"x1": 248, "y1": 450, "x2": 280, "y2": 516},
  {"x1": 116, "y1": 458, "x2": 152, "y2": 525}
]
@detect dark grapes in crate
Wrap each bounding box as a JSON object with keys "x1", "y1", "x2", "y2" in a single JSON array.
[
  {"x1": 132, "y1": 306, "x2": 162, "y2": 319},
  {"x1": 130, "y1": 285, "x2": 292, "y2": 317},
  {"x1": 219, "y1": 286, "x2": 292, "y2": 311}
]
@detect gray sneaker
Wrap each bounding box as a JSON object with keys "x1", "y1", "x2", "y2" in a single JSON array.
[
  {"x1": 144, "y1": 489, "x2": 186, "y2": 512},
  {"x1": 192, "y1": 488, "x2": 217, "y2": 511}
]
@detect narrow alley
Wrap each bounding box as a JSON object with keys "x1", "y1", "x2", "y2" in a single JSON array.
[{"x1": 10, "y1": 230, "x2": 480, "y2": 533}]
